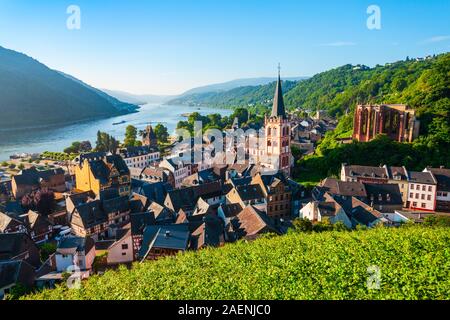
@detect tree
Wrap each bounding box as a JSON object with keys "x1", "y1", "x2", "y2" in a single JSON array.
[
  {"x1": 124, "y1": 125, "x2": 138, "y2": 147},
  {"x1": 21, "y1": 188, "x2": 55, "y2": 216},
  {"x1": 96, "y1": 131, "x2": 120, "y2": 153},
  {"x1": 18, "y1": 163, "x2": 25, "y2": 170},
  {"x1": 292, "y1": 218, "x2": 313, "y2": 232},
  {"x1": 40, "y1": 242, "x2": 57, "y2": 262},
  {"x1": 154, "y1": 124, "x2": 169, "y2": 143}
]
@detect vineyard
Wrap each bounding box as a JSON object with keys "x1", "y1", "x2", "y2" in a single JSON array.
[{"x1": 25, "y1": 225, "x2": 450, "y2": 300}]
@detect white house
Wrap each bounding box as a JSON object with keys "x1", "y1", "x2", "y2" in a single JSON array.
[
  {"x1": 423, "y1": 167, "x2": 450, "y2": 212},
  {"x1": 299, "y1": 199, "x2": 352, "y2": 229},
  {"x1": 95, "y1": 229, "x2": 133, "y2": 265},
  {"x1": 159, "y1": 158, "x2": 189, "y2": 189},
  {"x1": 55, "y1": 236, "x2": 96, "y2": 272},
  {"x1": 119, "y1": 146, "x2": 160, "y2": 169},
  {"x1": 407, "y1": 171, "x2": 437, "y2": 212}
]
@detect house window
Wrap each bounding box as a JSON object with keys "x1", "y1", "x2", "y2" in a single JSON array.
[
  {"x1": 443, "y1": 192, "x2": 448, "y2": 197},
  {"x1": 421, "y1": 203, "x2": 426, "y2": 208},
  {"x1": 428, "y1": 186, "x2": 432, "y2": 192},
  {"x1": 412, "y1": 202, "x2": 417, "y2": 207},
  {"x1": 409, "y1": 193, "x2": 413, "y2": 198},
  {"x1": 427, "y1": 195, "x2": 431, "y2": 201},
  {"x1": 122, "y1": 252, "x2": 126, "y2": 256},
  {"x1": 422, "y1": 186, "x2": 426, "y2": 191},
  {"x1": 415, "y1": 193, "x2": 419, "y2": 199},
  {"x1": 421, "y1": 194, "x2": 425, "y2": 200},
  {"x1": 416, "y1": 185, "x2": 420, "y2": 190},
  {"x1": 411, "y1": 184, "x2": 414, "y2": 189}
]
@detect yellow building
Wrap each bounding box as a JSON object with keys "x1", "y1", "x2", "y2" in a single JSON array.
[{"x1": 75, "y1": 154, "x2": 131, "y2": 197}]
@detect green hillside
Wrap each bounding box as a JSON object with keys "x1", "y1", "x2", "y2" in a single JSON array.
[
  {"x1": 167, "y1": 80, "x2": 299, "y2": 107},
  {"x1": 0, "y1": 46, "x2": 138, "y2": 130},
  {"x1": 25, "y1": 226, "x2": 450, "y2": 300},
  {"x1": 294, "y1": 53, "x2": 450, "y2": 185}
]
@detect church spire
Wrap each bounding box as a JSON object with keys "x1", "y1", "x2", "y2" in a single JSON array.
[{"x1": 271, "y1": 63, "x2": 286, "y2": 118}]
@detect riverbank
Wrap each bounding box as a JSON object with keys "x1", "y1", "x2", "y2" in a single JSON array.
[{"x1": 0, "y1": 104, "x2": 232, "y2": 161}]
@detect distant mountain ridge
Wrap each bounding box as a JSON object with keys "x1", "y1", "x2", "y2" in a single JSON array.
[
  {"x1": 178, "y1": 76, "x2": 308, "y2": 96},
  {"x1": 102, "y1": 89, "x2": 175, "y2": 105},
  {"x1": 0, "y1": 46, "x2": 139, "y2": 131},
  {"x1": 167, "y1": 80, "x2": 300, "y2": 107}
]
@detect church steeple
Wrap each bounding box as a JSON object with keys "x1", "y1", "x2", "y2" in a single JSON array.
[{"x1": 271, "y1": 64, "x2": 286, "y2": 119}]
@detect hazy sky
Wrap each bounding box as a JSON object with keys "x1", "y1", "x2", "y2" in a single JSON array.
[{"x1": 0, "y1": 0, "x2": 449, "y2": 95}]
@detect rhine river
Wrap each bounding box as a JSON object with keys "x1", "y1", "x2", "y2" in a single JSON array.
[{"x1": 0, "y1": 104, "x2": 232, "y2": 161}]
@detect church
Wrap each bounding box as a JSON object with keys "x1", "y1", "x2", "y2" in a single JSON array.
[{"x1": 246, "y1": 68, "x2": 293, "y2": 177}]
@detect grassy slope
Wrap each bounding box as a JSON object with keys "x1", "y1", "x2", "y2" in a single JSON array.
[{"x1": 26, "y1": 226, "x2": 450, "y2": 300}]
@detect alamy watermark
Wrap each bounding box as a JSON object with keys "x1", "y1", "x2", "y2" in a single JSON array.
[
  {"x1": 367, "y1": 265, "x2": 381, "y2": 290},
  {"x1": 170, "y1": 121, "x2": 283, "y2": 174},
  {"x1": 367, "y1": 5, "x2": 381, "y2": 30},
  {"x1": 66, "y1": 5, "x2": 81, "y2": 30}
]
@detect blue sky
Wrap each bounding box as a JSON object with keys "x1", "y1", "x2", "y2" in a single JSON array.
[{"x1": 0, "y1": 0, "x2": 449, "y2": 95}]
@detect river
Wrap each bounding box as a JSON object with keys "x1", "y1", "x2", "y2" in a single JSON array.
[{"x1": 0, "y1": 104, "x2": 233, "y2": 161}]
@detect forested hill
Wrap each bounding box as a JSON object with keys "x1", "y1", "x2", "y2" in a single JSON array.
[
  {"x1": 0, "y1": 46, "x2": 138, "y2": 131},
  {"x1": 166, "y1": 53, "x2": 449, "y2": 124},
  {"x1": 285, "y1": 53, "x2": 450, "y2": 120},
  {"x1": 166, "y1": 80, "x2": 299, "y2": 107},
  {"x1": 294, "y1": 53, "x2": 450, "y2": 184}
]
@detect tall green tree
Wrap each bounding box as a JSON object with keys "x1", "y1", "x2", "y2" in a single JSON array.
[
  {"x1": 124, "y1": 125, "x2": 138, "y2": 147},
  {"x1": 154, "y1": 124, "x2": 169, "y2": 143}
]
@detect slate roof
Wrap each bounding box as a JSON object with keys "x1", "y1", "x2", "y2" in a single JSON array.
[
  {"x1": 138, "y1": 224, "x2": 190, "y2": 258},
  {"x1": 190, "y1": 215, "x2": 224, "y2": 249},
  {"x1": 0, "y1": 260, "x2": 35, "y2": 289},
  {"x1": 79, "y1": 152, "x2": 107, "y2": 163},
  {"x1": 26, "y1": 210, "x2": 51, "y2": 233},
  {"x1": 426, "y1": 168, "x2": 450, "y2": 191},
  {"x1": 0, "y1": 212, "x2": 23, "y2": 233},
  {"x1": 182, "y1": 169, "x2": 220, "y2": 187},
  {"x1": 344, "y1": 165, "x2": 389, "y2": 179},
  {"x1": 57, "y1": 236, "x2": 94, "y2": 253},
  {"x1": 235, "y1": 184, "x2": 265, "y2": 202},
  {"x1": 271, "y1": 73, "x2": 286, "y2": 118},
  {"x1": 347, "y1": 197, "x2": 384, "y2": 226},
  {"x1": 317, "y1": 201, "x2": 340, "y2": 217},
  {"x1": 387, "y1": 166, "x2": 408, "y2": 180},
  {"x1": 1, "y1": 201, "x2": 25, "y2": 216},
  {"x1": 0, "y1": 180, "x2": 12, "y2": 195},
  {"x1": 149, "y1": 202, "x2": 174, "y2": 223},
  {"x1": 408, "y1": 171, "x2": 437, "y2": 185},
  {"x1": 87, "y1": 155, "x2": 129, "y2": 184},
  {"x1": 0, "y1": 233, "x2": 34, "y2": 261},
  {"x1": 72, "y1": 200, "x2": 107, "y2": 229},
  {"x1": 130, "y1": 212, "x2": 156, "y2": 236},
  {"x1": 67, "y1": 191, "x2": 96, "y2": 208},
  {"x1": 137, "y1": 181, "x2": 172, "y2": 205},
  {"x1": 166, "y1": 181, "x2": 223, "y2": 212},
  {"x1": 13, "y1": 167, "x2": 64, "y2": 187},
  {"x1": 364, "y1": 183, "x2": 403, "y2": 206},
  {"x1": 119, "y1": 145, "x2": 159, "y2": 158},
  {"x1": 319, "y1": 178, "x2": 367, "y2": 198},
  {"x1": 102, "y1": 196, "x2": 130, "y2": 214},
  {"x1": 219, "y1": 203, "x2": 243, "y2": 218}
]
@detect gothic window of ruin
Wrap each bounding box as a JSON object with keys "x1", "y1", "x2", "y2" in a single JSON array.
[
  {"x1": 392, "y1": 112, "x2": 400, "y2": 134},
  {"x1": 267, "y1": 140, "x2": 272, "y2": 147},
  {"x1": 383, "y1": 110, "x2": 391, "y2": 132},
  {"x1": 268, "y1": 127, "x2": 272, "y2": 136},
  {"x1": 362, "y1": 108, "x2": 369, "y2": 135},
  {"x1": 369, "y1": 110, "x2": 375, "y2": 134}
]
